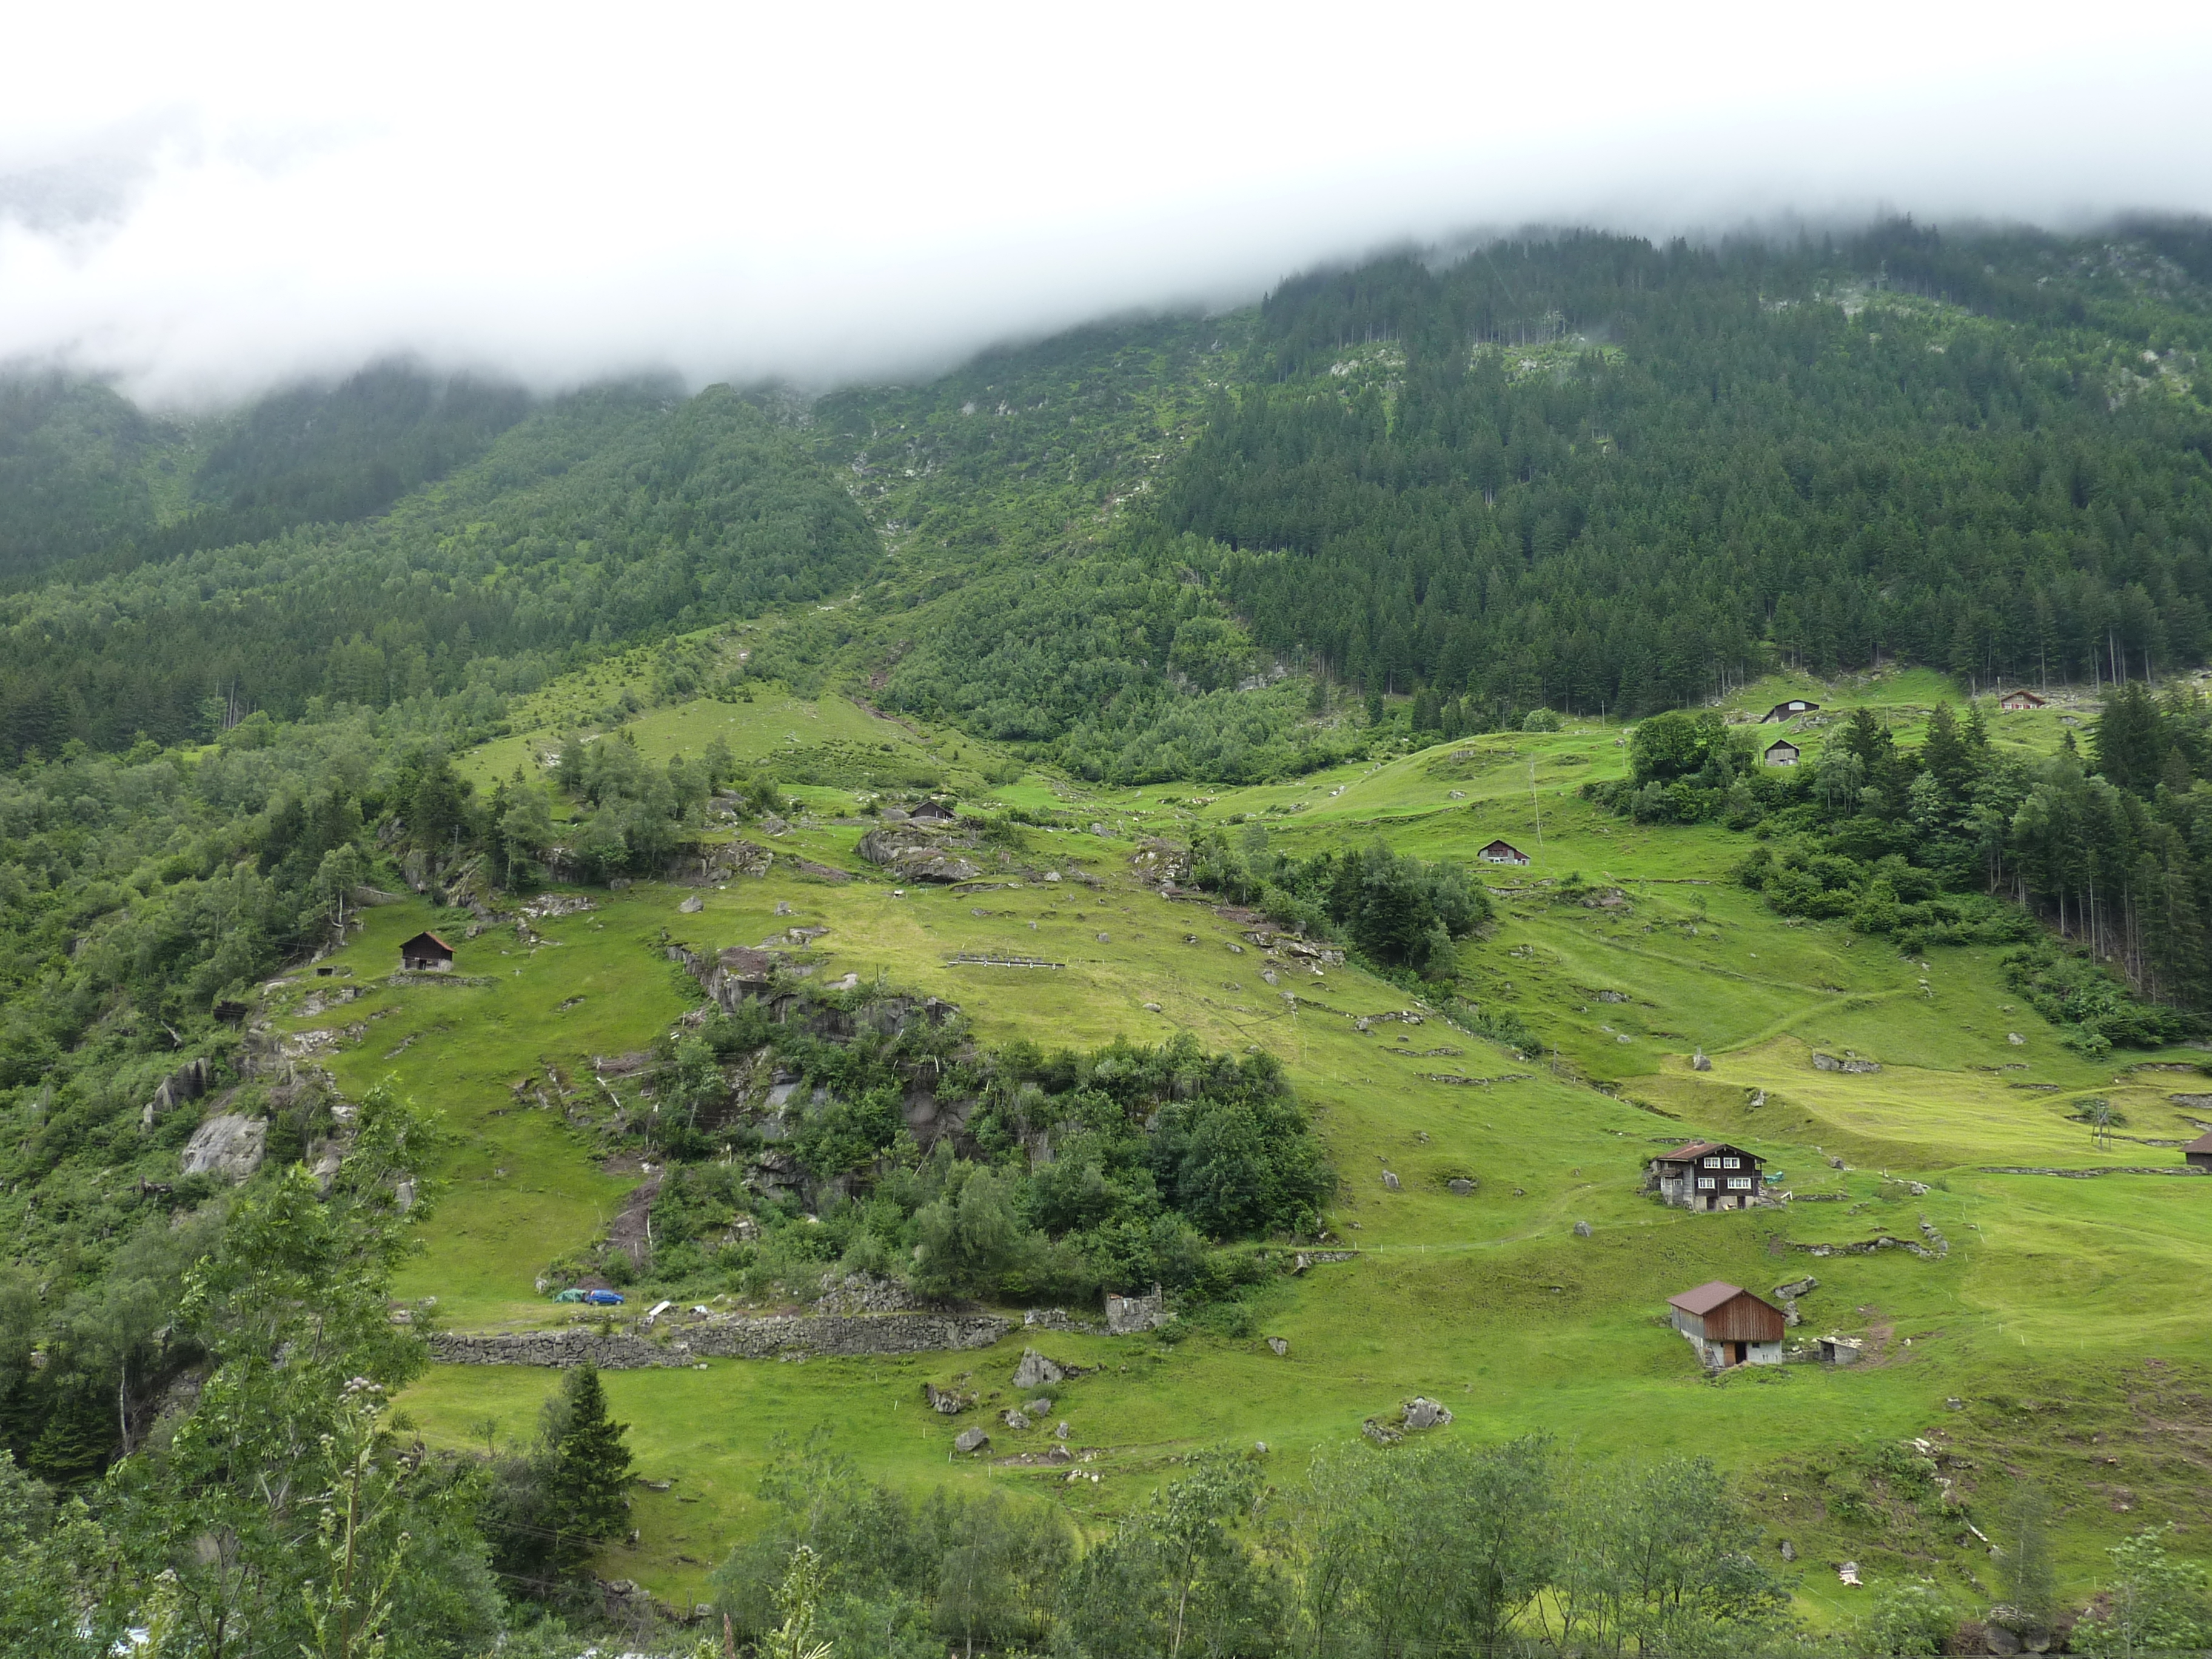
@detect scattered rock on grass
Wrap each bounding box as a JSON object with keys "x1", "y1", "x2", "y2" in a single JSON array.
[
  {"x1": 1381, "y1": 1171, "x2": 1400, "y2": 1191},
  {"x1": 1267, "y1": 1337, "x2": 1289, "y2": 1357},
  {"x1": 1573, "y1": 1220, "x2": 1592, "y2": 1238},
  {"x1": 678, "y1": 896, "x2": 704, "y2": 914},
  {"x1": 924, "y1": 1383, "x2": 973, "y2": 1415},
  {"x1": 1001, "y1": 1410, "x2": 1031, "y2": 1430},
  {"x1": 954, "y1": 1427, "x2": 990, "y2": 1454},
  {"x1": 1013, "y1": 1348, "x2": 1065, "y2": 1389},
  {"x1": 1447, "y1": 1179, "x2": 1476, "y2": 1196},
  {"x1": 1403, "y1": 1397, "x2": 1453, "y2": 1430}
]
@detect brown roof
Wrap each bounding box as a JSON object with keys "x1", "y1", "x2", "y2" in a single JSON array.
[
  {"x1": 1668, "y1": 1280, "x2": 1752, "y2": 1316},
  {"x1": 1655, "y1": 1140, "x2": 1726, "y2": 1162},
  {"x1": 2184, "y1": 1131, "x2": 2212, "y2": 1154},
  {"x1": 401, "y1": 931, "x2": 452, "y2": 952}
]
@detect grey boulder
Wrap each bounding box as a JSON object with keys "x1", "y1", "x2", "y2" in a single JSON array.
[
  {"x1": 1012, "y1": 1348, "x2": 1065, "y2": 1389},
  {"x1": 953, "y1": 1427, "x2": 990, "y2": 1454},
  {"x1": 1402, "y1": 1397, "x2": 1453, "y2": 1430}
]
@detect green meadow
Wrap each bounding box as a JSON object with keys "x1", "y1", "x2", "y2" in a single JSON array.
[{"x1": 247, "y1": 671, "x2": 2212, "y2": 1612}]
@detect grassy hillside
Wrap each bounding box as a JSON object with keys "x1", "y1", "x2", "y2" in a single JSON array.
[{"x1": 236, "y1": 672, "x2": 2211, "y2": 1618}]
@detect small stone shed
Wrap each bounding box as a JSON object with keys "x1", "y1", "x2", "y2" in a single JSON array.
[
  {"x1": 1647, "y1": 1140, "x2": 1767, "y2": 1211},
  {"x1": 399, "y1": 931, "x2": 454, "y2": 972},
  {"x1": 1478, "y1": 839, "x2": 1530, "y2": 865},
  {"x1": 1667, "y1": 1281, "x2": 1785, "y2": 1369}
]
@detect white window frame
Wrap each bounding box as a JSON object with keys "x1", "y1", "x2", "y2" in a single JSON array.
[
  {"x1": 1697, "y1": 1178, "x2": 1715, "y2": 1189},
  {"x1": 1723, "y1": 1156, "x2": 1740, "y2": 1169},
  {"x1": 1703, "y1": 1156, "x2": 1720, "y2": 1168},
  {"x1": 1728, "y1": 1176, "x2": 1752, "y2": 1190}
]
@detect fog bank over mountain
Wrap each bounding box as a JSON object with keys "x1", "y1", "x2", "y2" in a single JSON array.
[{"x1": 5, "y1": 0, "x2": 2209, "y2": 404}]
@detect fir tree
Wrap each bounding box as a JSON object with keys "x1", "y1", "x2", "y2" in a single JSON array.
[{"x1": 547, "y1": 1364, "x2": 633, "y2": 1570}]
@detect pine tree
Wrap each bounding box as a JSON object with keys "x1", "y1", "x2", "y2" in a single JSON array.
[{"x1": 547, "y1": 1365, "x2": 633, "y2": 1570}]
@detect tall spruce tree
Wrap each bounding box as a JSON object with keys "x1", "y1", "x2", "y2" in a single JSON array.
[{"x1": 548, "y1": 1364, "x2": 633, "y2": 1570}]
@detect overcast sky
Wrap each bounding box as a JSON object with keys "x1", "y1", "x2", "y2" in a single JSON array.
[{"x1": 4, "y1": 0, "x2": 2209, "y2": 405}]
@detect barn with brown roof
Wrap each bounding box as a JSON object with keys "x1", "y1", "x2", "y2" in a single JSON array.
[
  {"x1": 1478, "y1": 839, "x2": 1530, "y2": 865},
  {"x1": 1667, "y1": 1281, "x2": 1786, "y2": 1368},
  {"x1": 1647, "y1": 1140, "x2": 1767, "y2": 1211},
  {"x1": 398, "y1": 931, "x2": 454, "y2": 972},
  {"x1": 2183, "y1": 1131, "x2": 2212, "y2": 1173},
  {"x1": 1761, "y1": 699, "x2": 1820, "y2": 723}
]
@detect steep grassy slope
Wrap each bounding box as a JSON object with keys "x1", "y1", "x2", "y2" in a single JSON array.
[{"x1": 252, "y1": 672, "x2": 2212, "y2": 1616}]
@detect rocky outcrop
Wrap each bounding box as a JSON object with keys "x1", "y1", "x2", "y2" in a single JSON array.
[
  {"x1": 145, "y1": 1057, "x2": 213, "y2": 1122},
  {"x1": 180, "y1": 1114, "x2": 267, "y2": 1182},
  {"x1": 1811, "y1": 1052, "x2": 1882, "y2": 1074},
  {"x1": 1012, "y1": 1348, "x2": 1065, "y2": 1389},
  {"x1": 430, "y1": 1309, "x2": 1013, "y2": 1368},
  {"x1": 856, "y1": 826, "x2": 982, "y2": 884}
]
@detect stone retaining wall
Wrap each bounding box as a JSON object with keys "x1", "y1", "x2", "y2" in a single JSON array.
[{"x1": 431, "y1": 1310, "x2": 1013, "y2": 1369}]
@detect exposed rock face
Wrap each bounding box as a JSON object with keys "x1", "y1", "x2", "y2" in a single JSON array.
[
  {"x1": 1381, "y1": 1171, "x2": 1400, "y2": 1191},
  {"x1": 146, "y1": 1057, "x2": 213, "y2": 1120},
  {"x1": 1024, "y1": 1397, "x2": 1053, "y2": 1416},
  {"x1": 1691, "y1": 1051, "x2": 1712, "y2": 1072},
  {"x1": 1573, "y1": 1220, "x2": 1593, "y2": 1238},
  {"x1": 180, "y1": 1114, "x2": 266, "y2": 1182},
  {"x1": 678, "y1": 896, "x2": 704, "y2": 914},
  {"x1": 1447, "y1": 1179, "x2": 1476, "y2": 1196},
  {"x1": 953, "y1": 1427, "x2": 990, "y2": 1454},
  {"x1": 1001, "y1": 1410, "x2": 1031, "y2": 1430},
  {"x1": 1105, "y1": 1285, "x2": 1167, "y2": 1335},
  {"x1": 1267, "y1": 1337, "x2": 1289, "y2": 1357},
  {"x1": 925, "y1": 1383, "x2": 973, "y2": 1414},
  {"x1": 431, "y1": 1310, "x2": 1013, "y2": 1369},
  {"x1": 1012, "y1": 1348, "x2": 1065, "y2": 1389}
]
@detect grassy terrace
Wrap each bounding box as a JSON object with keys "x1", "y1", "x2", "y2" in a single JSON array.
[{"x1": 245, "y1": 673, "x2": 2212, "y2": 1615}]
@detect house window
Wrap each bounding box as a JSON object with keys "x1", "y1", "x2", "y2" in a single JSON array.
[
  {"x1": 1728, "y1": 1177, "x2": 1752, "y2": 1190},
  {"x1": 1723, "y1": 1157, "x2": 1740, "y2": 1169},
  {"x1": 1703, "y1": 1157, "x2": 1720, "y2": 1168},
  {"x1": 1697, "y1": 1178, "x2": 1715, "y2": 1189}
]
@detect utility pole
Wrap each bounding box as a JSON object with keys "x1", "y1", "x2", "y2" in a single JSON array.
[{"x1": 1529, "y1": 759, "x2": 1544, "y2": 850}]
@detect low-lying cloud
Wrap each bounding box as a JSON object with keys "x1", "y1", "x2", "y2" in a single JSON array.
[{"x1": 6, "y1": 0, "x2": 2210, "y2": 406}]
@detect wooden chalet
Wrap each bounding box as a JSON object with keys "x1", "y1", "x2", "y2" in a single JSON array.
[
  {"x1": 1762, "y1": 739, "x2": 1801, "y2": 766},
  {"x1": 1999, "y1": 689, "x2": 2048, "y2": 711},
  {"x1": 1667, "y1": 1280, "x2": 1786, "y2": 1369},
  {"x1": 1478, "y1": 839, "x2": 1530, "y2": 866},
  {"x1": 1648, "y1": 1140, "x2": 1767, "y2": 1211},
  {"x1": 1761, "y1": 699, "x2": 1820, "y2": 723},
  {"x1": 398, "y1": 931, "x2": 454, "y2": 972},
  {"x1": 910, "y1": 800, "x2": 957, "y2": 823},
  {"x1": 2184, "y1": 1131, "x2": 2212, "y2": 1173}
]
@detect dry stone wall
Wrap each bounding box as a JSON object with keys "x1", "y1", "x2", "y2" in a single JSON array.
[{"x1": 431, "y1": 1310, "x2": 1012, "y2": 1369}]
